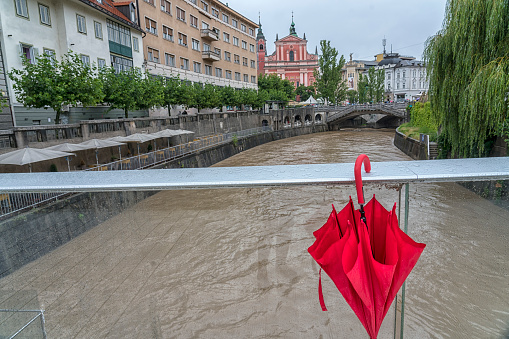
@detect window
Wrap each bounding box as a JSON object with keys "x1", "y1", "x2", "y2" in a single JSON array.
[
  {"x1": 20, "y1": 44, "x2": 36, "y2": 64},
  {"x1": 235, "y1": 72, "x2": 240, "y2": 81},
  {"x1": 289, "y1": 50, "x2": 294, "y2": 61},
  {"x1": 148, "y1": 47, "x2": 160, "y2": 63},
  {"x1": 193, "y1": 62, "x2": 201, "y2": 73},
  {"x1": 163, "y1": 25, "x2": 173, "y2": 41},
  {"x1": 250, "y1": 60, "x2": 255, "y2": 68},
  {"x1": 222, "y1": 13, "x2": 228, "y2": 23},
  {"x1": 76, "y1": 14, "x2": 87, "y2": 34},
  {"x1": 178, "y1": 32, "x2": 187, "y2": 46},
  {"x1": 223, "y1": 32, "x2": 229, "y2": 43},
  {"x1": 201, "y1": 1, "x2": 208, "y2": 12},
  {"x1": 403, "y1": 71, "x2": 406, "y2": 78},
  {"x1": 241, "y1": 23, "x2": 246, "y2": 32},
  {"x1": 224, "y1": 51, "x2": 231, "y2": 61},
  {"x1": 161, "y1": 0, "x2": 171, "y2": 15},
  {"x1": 15, "y1": 0, "x2": 29, "y2": 18},
  {"x1": 250, "y1": 44, "x2": 255, "y2": 53},
  {"x1": 43, "y1": 48, "x2": 55, "y2": 65},
  {"x1": 97, "y1": 58, "x2": 106, "y2": 68},
  {"x1": 94, "y1": 21, "x2": 103, "y2": 39},
  {"x1": 176, "y1": 7, "x2": 185, "y2": 22},
  {"x1": 242, "y1": 57, "x2": 248, "y2": 66},
  {"x1": 231, "y1": 19, "x2": 238, "y2": 28},
  {"x1": 39, "y1": 4, "x2": 51, "y2": 26},
  {"x1": 211, "y1": 8, "x2": 219, "y2": 18},
  {"x1": 189, "y1": 0, "x2": 196, "y2": 4},
  {"x1": 242, "y1": 40, "x2": 247, "y2": 49},
  {"x1": 249, "y1": 28, "x2": 254, "y2": 36},
  {"x1": 202, "y1": 21, "x2": 209, "y2": 29},
  {"x1": 203, "y1": 43, "x2": 210, "y2": 51},
  {"x1": 251, "y1": 75, "x2": 256, "y2": 83},
  {"x1": 190, "y1": 15, "x2": 198, "y2": 28},
  {"x1": 234, "y1": 54, "x2": 240, "y2": 64},
  {"x1": 214, "y1": 47, "x2": 221, "y2": 59},
  {"x1": 180, "y1": 57, "x2": 189, "y2": 70},
  {"x1": 215, "y1": 67, "x2": 222, "y2": 78},
  {"x1": 192, "y1": 38, "x2": 200, "y2": 51},
  {"x1": 165, "y1": 53, "x2": 175, "y2": 66},
  {"x1": 145, "y1": 17, "x2": 157, "y2": 35},
  {"x1": 107, "y1": 20, "x2": 132, "y2": 48},
  {"x1": 233, "y1": 37, "x2": 239, "y2": 46},
  {"x1": 225, "y1": 70, "x2": 232, "y2": 79},
  {"x1": 402, "y1": 82, "x2": 406, "y2": 89},
  {"x1": 144, "y1": 0, "x2": 155, "y2": 5},
  {"x1": 205, "y1": 65, "x2": 212, "y2": 75},
  {"x1": 243, "y1": 74, "x2": 248, "y2": 82},
  {"x1": 80, "y1": 54, "x2": 90, "y2": 66},
  {"x1": 259, "y1": 44, "x2": 264, "y2": 51},
  {"x1": 110, "y1": 54, "x2": 133, "y2": 73}
]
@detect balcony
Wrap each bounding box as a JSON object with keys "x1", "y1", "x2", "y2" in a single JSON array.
[
  {"x1": 200, "y1": 28, "x2": 219, "y2": 41},
  {"x1": 202, "y1": 50, "x2": 220, "y2": 61}
]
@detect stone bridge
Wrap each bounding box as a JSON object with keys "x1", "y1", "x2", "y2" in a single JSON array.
[{"x1": 317, "y1": 103, "x2": 408, "y2": 129}]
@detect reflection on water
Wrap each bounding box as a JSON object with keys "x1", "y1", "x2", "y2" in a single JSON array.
[{"x1": 0, "y1": 129, "x2": 508, "y2": 338}]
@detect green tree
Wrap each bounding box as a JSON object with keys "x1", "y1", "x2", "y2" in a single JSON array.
[
  {"x1": 357, "y1": 74, "x2": 369, "y2": 104},
  {"x1": 313, "y1": 40, "x2": 347, "y2": 105},
  {"x1": 9, "y1": 51, "x2": 103, "y2": 124},
  {"x1": 139, "y1": 74, "x2": 164, "y2": 111},
  {"x1": 295, "y1": 85, "x2": 315, "y2": 102},
  {"x1": 162, "y1": 76, "x2": 181, "y2": 114},
  {"x1": 347, "y1": 90, "x2": 358, "y2": 104},
  {"x1": 258, "y1": 73, "x2": 295, "y2": 104},
  {"x1": 101, "y1": 67, "x2": 140, "y2": 118},
  {"x1": 366, "y1": 67, "x2": 385, "y2": 103},
  {"x1": 220, "y1": 86, "x2": 238, "y2": 110},
  {"x1": 424, "y1": 0, "x2": 509, "y2": 156}
]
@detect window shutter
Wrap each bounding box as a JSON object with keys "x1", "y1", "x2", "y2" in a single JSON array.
[{"x1": 33, "y1": 48, "x2": 39, "y2": 63}]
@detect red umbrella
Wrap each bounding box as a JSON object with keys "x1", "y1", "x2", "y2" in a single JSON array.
[{"x1": 308, "y1": 154, "x2": 426, "y2": 338}]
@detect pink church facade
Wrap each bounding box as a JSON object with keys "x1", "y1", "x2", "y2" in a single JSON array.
[{"x1": 257, "y1": 18, "x2": 318, "y2": 88}]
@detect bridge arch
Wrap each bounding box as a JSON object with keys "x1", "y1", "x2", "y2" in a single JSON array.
[
  {"x1": 262, "y1": 119, "x2": 269, "y2": 127},
  {"x1": 305, "y1": 114, "x2": 312, "y2": 122},
  {"x1": 315, "y1": 113, "x2": 323, "y2": 122}
]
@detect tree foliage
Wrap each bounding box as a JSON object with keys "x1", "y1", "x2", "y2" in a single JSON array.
[
  {"x1": 366, "y1": 67, "x2": 385, "y2": 103},
  {"x1": 314, "y1": 40, "x2": 347, "y2": 105},
  {"x1": 100, "y1": 67, "x2": 163, "y2": 118},
  {"x1": 295, "y1": 85, "x2": 315, "y2": 102},
  {"x1": 424, "y1": 0, "x2": 509, "y2": 157},
  {"x1": 9, "y1": 51, "x2": 103, "y2": 124},
  {"x1": 257, "y1": 73, "x2": 295, "y2": 104}
]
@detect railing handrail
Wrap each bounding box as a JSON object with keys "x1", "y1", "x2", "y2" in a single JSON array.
[{"x1": 1, "y1": 157, "x2": 508, "y2": 193}]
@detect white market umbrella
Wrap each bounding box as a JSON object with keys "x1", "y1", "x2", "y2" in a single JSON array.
[
  {"x1": 46, "y1": 143, "x2": 90, "y2": 171},
  {"x1": 152, "y1": 129, "x2": 194, "y2": 148},
  {"x1": 0, "y1": 147, "x2": 75, "y2": 172},
  {"x1": 110, "y1": 134, "x2": 158, "y2": 156},
  {"x1": 78, "y1": 139, "x2": 125, "y2": 165}
]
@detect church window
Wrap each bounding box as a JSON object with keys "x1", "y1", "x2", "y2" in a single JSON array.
[
  {"x1": 289, "y1": 51, "x2": 294, "y2": 61},
  {"x1": 259, "y1": 44, "x2": 264, "y2": 51}
]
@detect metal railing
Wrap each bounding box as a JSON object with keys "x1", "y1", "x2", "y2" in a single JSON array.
[
  {"x1": 0, "y1": 309, "x2": 47, "y2": 338},
  {"x1": 0, "y1": 127, "x2": 272, "y2": 218}
]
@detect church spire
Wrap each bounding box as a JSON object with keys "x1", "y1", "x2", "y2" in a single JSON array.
[
  {"x1": 289, "y1": 11, "x2": 298, "y2": 37},
  {"x1": 256, "y1": 12, "x2": 265, "y2": 40}
]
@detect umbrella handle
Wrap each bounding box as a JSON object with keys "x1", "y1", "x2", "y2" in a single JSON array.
[{"x1": 354, "y1": 154, "x2": 371, "y2": 205}]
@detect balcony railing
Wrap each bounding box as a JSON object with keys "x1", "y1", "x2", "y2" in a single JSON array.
[
  {"x1": 202, "y1": 50, "x2": 220, "y2": 61},
  {"x1": 200, "y1": 28, "x2": 219, "y2": 41}
]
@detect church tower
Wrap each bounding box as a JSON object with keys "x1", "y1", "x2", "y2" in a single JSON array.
[{"x1": 256, "y1": 15, "x2": 266, "y2": 76}]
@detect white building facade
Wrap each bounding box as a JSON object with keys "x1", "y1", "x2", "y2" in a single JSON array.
[
  {"x1": 0, "y1": 0, "x2": 144, "y2": 126},
  {"x1": 375, "y1": 53, "x2": 428, "y2": 102}
]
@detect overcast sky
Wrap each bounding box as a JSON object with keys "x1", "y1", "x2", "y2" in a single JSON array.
[{"x1": 226, "y1": 0, "x2": 448, "y2": 61}]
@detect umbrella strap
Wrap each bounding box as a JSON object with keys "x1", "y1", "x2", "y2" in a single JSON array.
[{"x1": 319, "y1": 268, "x2": 327, "y2": 311}]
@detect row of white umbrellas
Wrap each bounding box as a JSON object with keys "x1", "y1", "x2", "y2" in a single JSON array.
[{"x1": 0, "y1": 129, "x2": 194, "y2": 172}]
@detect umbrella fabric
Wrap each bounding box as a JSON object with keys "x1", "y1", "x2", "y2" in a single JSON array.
[
  {"x1": 109, "y1": 133, "x2": 157, "y2": 143},
  {"x1": 46, "y1": 143, "x2": 90, "y2": 152},
  {"x1": 0, "y1": 147, "x2": 74, "y2": 166},
  {"x1": 152, "y1": 129, "x2": 183, "y2": 138},
  {"x1": 79, "y1": 139, "x2": 125, "y2": 149},
  {"x1": 308, "y1": 196, "x2": 425, "y2": 339}
]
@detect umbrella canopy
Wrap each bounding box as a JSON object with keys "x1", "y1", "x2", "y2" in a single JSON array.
[
  {"x1": 0, "y1": 147, "x2": 74, "y2": 166},
  {"x1": 308, "y1": 154, "x2": 426, "y2": 339},
  {"x1": 46, "y1": 143, "x2": 90, "y2": 152},
  {"x1": 79, "y1": 139, "x2": 125, "y2": 149},
  {"x1": 152, "y1": 129, "x2": 185, "y2": 138},
  {"x1": 109, "y1": 133, "x2": 158, "y2": 143}
]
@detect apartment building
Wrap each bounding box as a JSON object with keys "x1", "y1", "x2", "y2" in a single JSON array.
[
  {"x1": 139, "y1": 0, "x2": 258, "y2": 90},
  {"x1": 0, "y1": 0, "x2": 144, "y2": 126}
]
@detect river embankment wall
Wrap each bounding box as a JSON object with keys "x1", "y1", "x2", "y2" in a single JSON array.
[
  {"x1": 0, "y1": 124, "x2": 327, "y2": 278},
  {"x1": 393, "y1": 129, "x2": 429, "y2": 160}
]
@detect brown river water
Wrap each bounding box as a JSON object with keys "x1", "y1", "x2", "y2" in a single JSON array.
[{"x1": 0, "y1": 129, "x2": 508, "y2": 338}]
